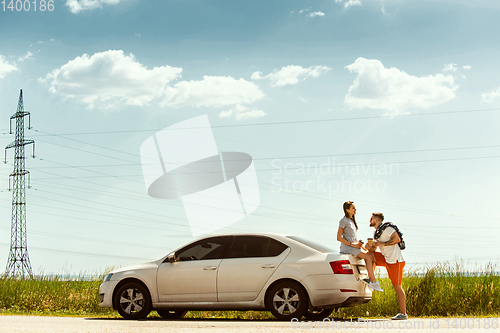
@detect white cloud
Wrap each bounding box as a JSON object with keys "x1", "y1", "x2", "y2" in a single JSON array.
[
  {"x1": 66, "y1": 0, "x2": 121, "y2": 14},
  {"x1": 344, "y1": 57, "x2": 458, "y2": 115},
  {"x1": 161, "y1": 76, "x2": 264, "y2": 108},
  {"x1": 30, "y1": 39, "x2": 55, "y2": 47},
  {"x1": 481, "y1": 87, "x2": 500, "y2": 104},
  {"x1": 299, "y1": 8, "x2": 311, "y2": 14},
  {"x1": 0, "y1": 55, "x2": 19, "y2": 78},
  {"x1": 219, "y1": 104, "x2": 267, "y2": 121},
  {"x1": 45, "y1": 50, "x2": 182, "y2": 108},
  {"x1": 251, "y1": 65, "x2": 331, "y2": 87},
  {"x1": 336, "y1": 0, "x2": 362, "y2": 8},
  {"x1": 18, "y1": 51, "x2": 33, "y2": 62},
  {"x1": 443, "y1": 63, "x2": 458, "y2": 72},
  {"x1": 463, "y1": 65, "x2": 472, "y2": 70},
  {"x1": 309, "y1": 11, "x2": 325, "y2": 17}
]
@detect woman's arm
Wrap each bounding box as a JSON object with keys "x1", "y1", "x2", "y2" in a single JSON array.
[
  {"x1": 337, "y1": 227, "x2": 350, "y2": 246},
  {"x1": 337, "y1": 227, "x2": 361, "y2": 248}
]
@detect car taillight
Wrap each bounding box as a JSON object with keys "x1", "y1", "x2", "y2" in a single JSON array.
[{"x1": 330, "y1": 260, "x2": 353, "y2": 274}]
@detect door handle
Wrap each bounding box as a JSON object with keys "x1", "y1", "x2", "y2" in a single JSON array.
[
  {"x1": 203, "y1": 266, "x2": 217, "y2": 270},
  {"x1": 262, "y1": 264, "x2": 276, "y2": 268}
]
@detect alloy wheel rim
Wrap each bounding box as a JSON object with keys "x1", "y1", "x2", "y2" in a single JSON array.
[
  {"x1": 273, "y1": 287, "x2": 300, "y2": 315},
  {"x1": 119, "y1": 288, "x2": 144, "y2": 314}
]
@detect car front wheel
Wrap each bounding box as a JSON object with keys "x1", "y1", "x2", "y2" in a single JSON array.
[
  {"x1": 115, "y1": 282, "x2": 152, "y2": 320},
  {"x1": 267, "y1": 281, "x2": 308, "y2": 321}
]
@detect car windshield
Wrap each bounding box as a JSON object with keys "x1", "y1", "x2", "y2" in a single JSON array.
[{"x1": 286, "y1": 236, "x2": 335, "y2": 253}]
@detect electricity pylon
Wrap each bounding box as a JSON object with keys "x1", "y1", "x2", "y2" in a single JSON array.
[{"x1": 4, "y1": 89, "x2": 35, "y2": 278}]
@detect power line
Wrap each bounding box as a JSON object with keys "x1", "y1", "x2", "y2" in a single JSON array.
[
  {"x1": 24, "y1": 107, "x2": 500, "y2": 136},
  {"x1": 19, "y1": 143, "x2": 500, "y2": 169}
]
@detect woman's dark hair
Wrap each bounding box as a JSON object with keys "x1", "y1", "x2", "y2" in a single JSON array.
[{"x1": 343, "y1": 200, "x2": 358, "y2": 230}]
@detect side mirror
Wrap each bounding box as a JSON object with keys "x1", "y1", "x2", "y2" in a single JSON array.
[{"x1": 167, "y1": 253, "x2": 176, "y2": 263}]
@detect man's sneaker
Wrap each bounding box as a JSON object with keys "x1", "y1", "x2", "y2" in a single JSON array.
[
  {"x1": 391, "y1": 313, "x2": 408, "y2": 320},
  {"x1": 367, "y1": 281, "x2": 384, "y2": 292}
]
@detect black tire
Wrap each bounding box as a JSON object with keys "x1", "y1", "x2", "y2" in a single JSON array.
[
  {"x1": 114, "y1": 282, "x2": 152, "y2": 320},
  {"x1": 266, "y1": 281, "x2": 308, "y2": 321},
  {"x1": 156, "y1": 309, "x2": 188, "y2": 319},
  {"x1": 304, "y1": 308, "x2": 334, "y2": 320}
]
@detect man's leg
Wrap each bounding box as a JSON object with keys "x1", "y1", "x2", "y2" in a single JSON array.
[
  {"x1": 392, "y1": 284, "x2": 406, "y2": 315},
  {"x1": 389, "y1": 261, "x2": 406, "y2": 316}
]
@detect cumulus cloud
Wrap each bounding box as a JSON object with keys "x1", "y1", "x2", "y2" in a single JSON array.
[
  {"x1": 344, "y1": 57, "x2": 458, "y2": 115},
  {"x1": 66, "y1": 0, "x2": 121, "y2": 14},
  {"x1": 335, "y1": 0, "x2": 362, "y2": 8},
  {"x1": 309, "y1": 11, "x2": 325, "y2": 17},
  {"x1": 251, "y1": 65, "x2": 331, "y2": 87},
  {"x1": 481, "y1": 87, "x2": 500, "y2": 104},
  {"x1": 45, "y1": 50, "x2": 182, "y2": 108},
  {"x1": 463, "y1": 65, "x2": 472, "y2": 70},
  {"x1": 219, "y1": 104, "x2": 267, "y2": 121},
  {"x1": 0, "y1": 55, "x2": 19, "y2": 78},
  {"x1": 161, "y1": 76, "x2": 264, "y2": 108},
  {"x1": 443, "y1": 63, "x2": 458, "y2": 72}
]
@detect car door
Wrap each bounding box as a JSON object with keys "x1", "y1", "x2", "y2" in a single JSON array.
[
  {"x1": 217, "y1": 235, "x2": 290, "y2": 302},
  {"x1": 156, "y1": 236, "x2": 230, "y2": 302}
]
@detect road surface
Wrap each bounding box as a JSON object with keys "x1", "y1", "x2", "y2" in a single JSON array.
[{"x1": 0, "y1": 315, "x2": 497, "y2": 332}]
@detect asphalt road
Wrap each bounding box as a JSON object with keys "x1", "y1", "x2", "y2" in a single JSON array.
[{"x1": 0, "y1": 315, "x2": 497, "y2": 332}]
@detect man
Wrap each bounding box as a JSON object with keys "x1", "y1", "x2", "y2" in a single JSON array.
[{"x1": 367, "y1": 212, "x2": 407, "y2": 320}]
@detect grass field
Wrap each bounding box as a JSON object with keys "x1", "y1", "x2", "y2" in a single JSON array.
[{"x1": 0, "y1": 261, "x2": 498, "y2": 319}]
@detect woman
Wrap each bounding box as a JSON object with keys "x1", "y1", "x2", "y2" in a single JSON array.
[{"x1": 336, "y1": 201, "x2": 383, "y2": 292}]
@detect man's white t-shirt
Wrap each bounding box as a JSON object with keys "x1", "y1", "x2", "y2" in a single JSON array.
[{"x1": 377, "y1": 226, "x2": 405, "y2": 264}]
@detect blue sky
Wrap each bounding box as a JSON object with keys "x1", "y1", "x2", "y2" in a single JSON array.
[{"x1": 1, "y1": 0, "x2": 500, "y2": 274}]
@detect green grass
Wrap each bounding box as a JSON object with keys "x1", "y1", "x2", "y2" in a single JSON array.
[
  {"x1": 0, "y1": 261, "x2": 498, "y2": 319},
  {"x1": 0, "y1": 272, "x2": 116, "y2": 317},
  {"x1": 340, "y1": 261, "x2": 500, "y2": 318}
]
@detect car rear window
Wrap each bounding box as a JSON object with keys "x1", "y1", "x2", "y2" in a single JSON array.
[{"x1": 286, "y1": 236, "x2": 335, "y2": 253}]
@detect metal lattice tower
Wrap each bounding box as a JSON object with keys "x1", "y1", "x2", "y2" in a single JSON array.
[{"x1": 4, "y1": 89, "x2": 35, "y2": 278}]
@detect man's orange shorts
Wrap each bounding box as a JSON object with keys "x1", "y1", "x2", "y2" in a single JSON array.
[{"x1": 374, "y1": 252, "x2": 405, "y2": 285}]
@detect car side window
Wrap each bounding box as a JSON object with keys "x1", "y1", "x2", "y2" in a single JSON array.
[
  {"x1": 227, "y1": 236, "x2": 288, "y2": 258},
  {"x1": 176, "y1": 236, "x2": 229, "y2": 261}
]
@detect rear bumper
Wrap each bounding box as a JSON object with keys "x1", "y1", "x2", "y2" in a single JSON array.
[
  {"x1": 302, "y1": 274, "x2": 372, "y2": 308},
  {"x1": 333, "y1": 296, "x2": 371, "y2": 308}
]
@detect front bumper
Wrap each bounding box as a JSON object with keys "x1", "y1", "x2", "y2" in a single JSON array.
[{"x1": 98, "y1": 280, "x2": 119, "y2": 308}]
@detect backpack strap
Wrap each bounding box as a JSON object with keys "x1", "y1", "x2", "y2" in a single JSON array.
[{"x1": 374, "y1": 222, "x2": 406, "y2": 250}]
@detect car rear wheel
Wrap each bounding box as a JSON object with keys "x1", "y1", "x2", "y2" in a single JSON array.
[
  {"x1": 115, "y1": 282, "x2": 152, "y2": 320},
  {"x1": 156, "y1": 309, "x2": 188, "y2": 319},
  {"x1": 266, "y1": 281, "x2": 308, "y2": 321},
  {"x1": 304, "y1": 308, "x2": 334, "y2": 320}
]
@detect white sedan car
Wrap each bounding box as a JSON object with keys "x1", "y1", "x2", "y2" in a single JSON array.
[{"x1": 99, "y1": 233, "x2": 371, "y2": 320}]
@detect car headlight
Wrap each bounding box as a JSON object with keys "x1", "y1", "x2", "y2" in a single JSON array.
[{"x1": 103, "y1": 273, "x2": 113, "y2": 283}]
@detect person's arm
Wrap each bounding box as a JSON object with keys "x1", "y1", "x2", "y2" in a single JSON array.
[
  {"x1": 375, "y1": 230, "x2": 400, "y2": 247},
  {"x1": 336, "y1": 227, "x2": 361, "y2": 248}
]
